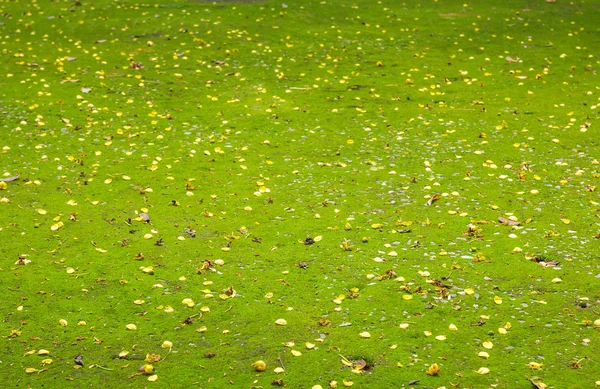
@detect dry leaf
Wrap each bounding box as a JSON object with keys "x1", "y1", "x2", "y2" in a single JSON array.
[
  {"x1": 425, "y1": 363, "x2": 440, "y2": 376},
  {"x1": 253, "y1": 360, "x2": 266, "y2": 371},
  {"x1": 498, "y1": 216, "x2": 520, "y2": 226},
  {"x1": 426, "y1": 194, "x2": 441, "y2": 206},
  {"x1": 0, "y1": 174, "x2": 19, "y2": 182}
]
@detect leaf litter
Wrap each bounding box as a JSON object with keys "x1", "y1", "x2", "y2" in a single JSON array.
[{"x1": 0, "y1": 0, "x2": 599, "y2": 388}]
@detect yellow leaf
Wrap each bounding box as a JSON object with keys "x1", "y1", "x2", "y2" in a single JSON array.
[
  {"x1": 561, "y1": 218, "x2": 570, "y2": 224},
  {"x1": 182, "y1": 298, "x2": 195, "y2": 307},
  {"x1": 147, "y1": 374, "x2": 158, "y2": 382},
  {"x1": 38, "y1": 349, "x2": 50, "y2": 355},
  {"x1": 425, "y1": 363, "x2": 440, "y2": 376},
  {"x1": 494, "y1": 296, "x2": 503, "y2": 304},
  {"x1": 529, "y1": 362, "x2": 543, "y2": 370},
  {"x1": 41, "y1": 358, "x2": 53, "y2": 365},
  {"x1": 476, "y1": 367, "x2": 490, "y2": 375},
  {"x1": 275, "y1": 319, "x2": 287, "y2": 326},
  {"x1": 126, "y1": 324, "x2": 137, "y2": 330},
  {"x1": 306, "y1": 342, "x2": 316, "y2": 349},
  {"x1": 253, "y1": 360, "x2": 266, "y2": 371},
  {"x1": 161, "y1": 341, "x2": 173, "y2": 349},
  {"x1": 399, "y1": 323, "x2": 409, "y2": 329},
  {"x1": 291, "y1": 350, "x2": 302, "y2": 357},
  {"x1": 482, "y1": 341, "x2": 493, "y2": 349},
  {"x1": 435, "y1": 335, "x2": 446, "y2": 341},
  {"x1": 274, "y1": 367, "x2": 285, "y2": 373},
  {"x1": 343, "y1": 380, "x2": 353, "y2": 387},
  {"x1": 25, "y1": 368, "x2": 39, "y2": 374},
  {"x1": 59, "y1": 319, "x2": 68, "y2": 327},
  {"x1": 402, "y1": 294, "x2": 413, "y2": 301},
  {"x1": 478, "y1": 352, "x2": 489, "y2": 359},
  {"x1": 448, "y1": 324, "x2": 458, "y2": 331},
  {"x1": 359, "y1": 332, "x2": 371, "y2": 338}
]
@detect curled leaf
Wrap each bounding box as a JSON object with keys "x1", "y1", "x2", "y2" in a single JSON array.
[
  {"x1": 426, "y1": 194, "x2": 441, "y2": 206},
  {"x1": 498, "y1": 216, "x2": 520, "y2": 226},
  {"x1": 425, "y1": 363, "x2": 440, "y2": 376},
  {"x1": 0, "y1": 174, "x2": 20, "y2": 182}
]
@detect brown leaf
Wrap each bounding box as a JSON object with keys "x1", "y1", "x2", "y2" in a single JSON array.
[
  {"x1": 354, "y1": 358, "x2": 372, "y2": 371},
  {"x1": 526, "y1": 376, "x2": 548, "y2": 389},
  {"x1": 498, "y1": 216, "x2": 520, "y2": 226},
  {"x1": 426, "y1": 194, "x2": 441, "y2": 206}
]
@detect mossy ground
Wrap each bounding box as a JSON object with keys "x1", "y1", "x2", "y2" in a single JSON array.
[{"x1": 1, "y1": 0, "x2": 599, "y2": 388}]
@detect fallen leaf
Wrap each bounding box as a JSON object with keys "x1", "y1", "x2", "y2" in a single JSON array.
[
  {"x1": 427, "y1": 194, "x2": 441, "y2": 206},
  {"x1": 498, "y1": 216, "x2": 520, "y2": 226},
  {"x1": 0, "y1": 174, "x2": 20, "y2": 182},
  {"x1": 425, "y1": 363, "x2": 440, "y2": 376}
]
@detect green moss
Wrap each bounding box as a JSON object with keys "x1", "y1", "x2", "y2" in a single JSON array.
[{"x1": 1, "y1": 0, "x2": 599, "y2": 387}]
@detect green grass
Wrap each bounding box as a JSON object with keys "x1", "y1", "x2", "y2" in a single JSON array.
[{"x1": 1, "y1": 0, "x2": 599, "y2": 388}]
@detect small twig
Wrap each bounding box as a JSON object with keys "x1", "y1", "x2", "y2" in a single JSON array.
[
  {"x1": 89, "y1": 364, "x2": 114, "y2": 371},
  {"x1": 224, "y1": 306, "x2": 233, "y2": 313},
  {"x1": 158, "y1": 347, "x2": 172, "y2": 363},
  {"x1": 277, "y1": 355, "x2": 285, "y2": 370}
]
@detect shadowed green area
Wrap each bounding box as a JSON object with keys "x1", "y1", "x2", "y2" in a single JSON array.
[{"x1": 0, "y1": 0, "x2": 599, "y2": 388}]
